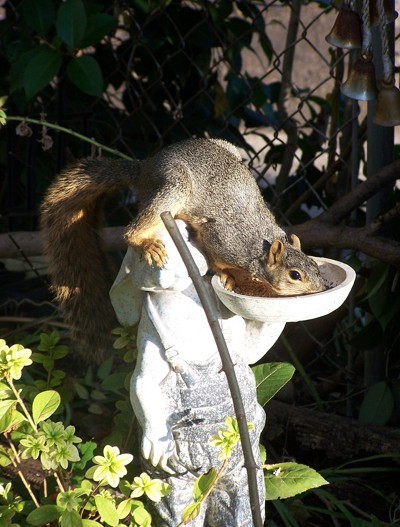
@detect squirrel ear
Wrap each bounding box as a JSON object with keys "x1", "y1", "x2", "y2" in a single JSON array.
[
  {"x1": 290, "y1": 233, "x2": 301, "y2": 250},
  {"x1": 266, "y1": 240, "x2": 285, "y2": 267}
]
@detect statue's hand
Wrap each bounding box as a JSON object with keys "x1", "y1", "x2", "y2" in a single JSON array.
[{"x1": 142, "y1": 426, "x2": 176, "y2": 473}]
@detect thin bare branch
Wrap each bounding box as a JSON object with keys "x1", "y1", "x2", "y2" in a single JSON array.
[{"x1": 318, "y1": 160, "x2": 400, "y2": 225}]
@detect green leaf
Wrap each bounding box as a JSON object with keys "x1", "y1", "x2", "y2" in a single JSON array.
[
  {"x1": 0, "y1": 380, "x2": 11, "y2": 395},
  {"x1": 53, "y1": 345, "x2": 69, "y2": 360},
  {"x1": 272, "y1": 500, "x2": 302, "y2": 527},
  {"x1": 0, "y1": 399, "x2": 16, "y2": 420},
  {"x1": 181, "y1": 502, "x2": 202, "y2": 524},
  {"x1": 32, "y1": 390, "x2": 61, "y2": 424},
  {"x1": 81, "y1": 13, "x2": 117, "y2": 47},
  {"x1": 392, "y1": 380, "x2": 400, "y2": 410},
  {"x1": 0, "y1": 400, "x2": 26, "y2": 433},
  {"x1": 88, "y1": 402, "x2": 104, "y2": 415},
  {"x1": 0, "y1": 508, "x2": 14, "y2": 523},
  {"x1": 94, "y1": 495, "x2": 119, "y2": 527},
  {"x1": 52, "y1": 369, "x2": 66, "y2": 380},
  {"x1": 74, "y1": 382, "x2": 89, "y2": 400},
  {"x1": 97, "y1": 357, "x2": 113, "y2": 380},
  {"x1": 359, "y1": 381, "x2": 394, "y2": 426},
  {"x1": 315, "y1": 488, "x2": 359, "y2": 524},
  {"x1": 253, "y1": 363, "x2": 295, "y2": 406},
  {"x1": 31, "y1": 352, "x2": 46, "y2": 364},
  {"x1": 82, "y1": 521, "x2": 103, "y2": 527},
  {"x1": 56, "y1": 0, "x2": 87, "y2": 49},
  {"x1": 9, "y1": 48, "x2": 35, "y2": 93},
  {"x1": 27, "y1": 505, "x2": 62, "y2": 525},
  {"x1": 75, "y1": 442, "x2": 97, "y2": 470},
  {"x1": 61, "y1": 509, "x2": 83, "y2": 527},
  {"x1": 259, "y1": 443, "x2": 267, "y2": 465},
  {"x1": 23, "y1": 49, "x2": 62, "y2": 99},
  {"x1": 264, "y1": 462, "x2": 328, "y2": 500},
  {"x1": 0, "y1": 109, "x2": 6, "y2": 126},
  {"x1": 0, "y1": 408, "x2": 25, "y2": 434},
  {"x1": 91, "y1": 389, "x2": 107, "y2": 401},
  {"x1": 193, "y1": 468, "x2": 217, "y2": 501},
  {"x1": 0, "y1": 448, "x2": 12, "y2": 467},
  {"x1": 22, "y1": 0, "x2": 55, "y2": 34},
  {"x1": 66, "y1": 55, "x2": 103, "y2": 97},
  {"x1": 131, "y1": 503, "x2": 152, "y2": 527},
  {"x1": 116, "y1": 499, "x2": 132, "y2": 520},
  {"x1": 101, "y1": 372, "x2": 127, "y2": 391},
  {"x1": 38, "y1": 331, "x2": 60, "y2": 351}
]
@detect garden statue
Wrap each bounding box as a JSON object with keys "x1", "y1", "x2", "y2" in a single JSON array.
[
  {"x1": 110, "y1": 220, "x2": 287, "y2": 526},
  {"x1": 110, "y1": 217, "x2": 355, "y2": 526}
]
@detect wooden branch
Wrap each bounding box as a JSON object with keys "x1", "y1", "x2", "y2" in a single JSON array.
[
  {"x1": 265, "y1": 400, "x2": 400, "y2": 463},
  {"x1": 317, "y1": 159, "x2": 400, "y2": 225},
  {"x1": 0, "y1": 231, "x2": 45, "y2": 259},
  {"x1": 0, "y1": 227, "x2": 126, "y2": 259},
  {"x1": 372, "y1": 202, "x2": 400, "y2": 229},
  {"x1": 2, "y1": 219, "x2": 400, "y2": 268},
  {"x1": 289, "y1": 220, "x2": 400, "y2": 268},
  {"x1": 284, "y1": 159, "x2": 400, "y2": 267}
]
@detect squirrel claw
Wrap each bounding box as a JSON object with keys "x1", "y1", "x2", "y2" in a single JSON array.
[
  {"x1": 220, "y1": 271, "x2": 235, "y2": 291},
  {"x1": 141, "y1": 239, "x2": 168, "y2": 268}
]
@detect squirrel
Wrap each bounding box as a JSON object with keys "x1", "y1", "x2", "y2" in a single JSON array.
[{"x1": 40, "y1": 138, "x2": 325, "y2": 360}]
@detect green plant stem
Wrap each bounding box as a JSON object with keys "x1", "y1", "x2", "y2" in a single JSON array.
[
  {"x1": 80, "y1": 481, "x2": 103, "y2": 517},
  {"x1": 5, "y1": 436, "x2": 40, "y2": 508},
  {"x1": 7, "y1": 377, "x2": 66, "y2": 492},
  {"x1": 197, "y1": 459, "x2": 228, "y2": 504},
  {"x1": 176, "y1": 459, "x2": 228, "y2": 527},
  {"x1": 54, "y1": 470, "x2": 66, "y2": 493},
  {"x1": 45, "y1": 353, "x2": 55, "y2": 390},
  {"x1": 122, "y1": 419, "x2": 135, "y2": 453},
  {"x1": 6, "y1": 116, "x2": 133, "y2": 160},
  {"x1": 7, "y1": 376, "x2": 38, "y2": 432}
]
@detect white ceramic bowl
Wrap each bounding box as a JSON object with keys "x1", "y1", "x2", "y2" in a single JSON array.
[{"x1": 211, "y1": 257, "x2": 356, "y2": 323}]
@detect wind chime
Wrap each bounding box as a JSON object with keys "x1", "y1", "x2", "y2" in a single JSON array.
[{"x1": 326, "y1": 0, "x2": 400, "y2": 126}]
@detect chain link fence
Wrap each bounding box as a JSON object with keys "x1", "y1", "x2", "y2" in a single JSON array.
[
  {"x1": 0, "y1": 0, "x2": 399, "y2": 359},
  {"x1": 2, "y1": 1, "x2": 397, "y2": 222}
]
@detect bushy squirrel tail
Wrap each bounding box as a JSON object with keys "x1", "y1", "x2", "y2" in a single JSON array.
[{"x1": 40, "y1": 157, "x2": 140, "y2": 360}]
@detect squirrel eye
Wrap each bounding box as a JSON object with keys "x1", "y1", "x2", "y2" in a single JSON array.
[{"x1": 289, "y1": 270, "x2": 302, "y2": 281}]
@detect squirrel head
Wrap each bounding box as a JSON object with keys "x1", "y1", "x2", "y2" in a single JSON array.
[{"x1": 261, "y1": 234, "x2": 326, "y2": 296}]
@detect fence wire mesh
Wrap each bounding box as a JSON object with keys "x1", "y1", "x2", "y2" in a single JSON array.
[{"x1": 0, "y1": 0, "x2": 399, "y2": 347}]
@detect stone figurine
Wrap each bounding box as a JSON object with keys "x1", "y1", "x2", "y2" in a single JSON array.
[{"x1": 110, "y1": 220, "x2": 286, "y2": 526}]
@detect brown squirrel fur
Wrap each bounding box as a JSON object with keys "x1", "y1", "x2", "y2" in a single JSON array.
[{"x1": 40, "y1": 138, "x2": 325, "y2": 360}]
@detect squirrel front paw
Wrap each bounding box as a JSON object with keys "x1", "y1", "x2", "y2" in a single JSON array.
[{"x1": 220, "y1": 271, "x2": 235, "y2": 291}]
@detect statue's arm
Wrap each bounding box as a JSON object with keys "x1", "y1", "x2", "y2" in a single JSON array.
[
  {"x1": 130, "y1": 331, "x2": 175, "y2": 472},
  {"x1": 240, "y1": 320, "x2": 286, "y2": 364}
]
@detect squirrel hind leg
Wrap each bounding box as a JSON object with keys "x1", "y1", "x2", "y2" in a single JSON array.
[
  {"x1": 138, "y1": 237, "x2": 167, "y2": 268},
  {"x1": 125, "y1": 223, "x2": 167, "y2": 268},
  {"x1": 125, "y1": 202, "x2": 185, "y2": 267}
]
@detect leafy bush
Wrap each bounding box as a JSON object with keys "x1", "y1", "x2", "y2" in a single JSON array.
[{"x1": 0, "y1": 333, "x2": 330, "y2": 526}]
